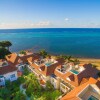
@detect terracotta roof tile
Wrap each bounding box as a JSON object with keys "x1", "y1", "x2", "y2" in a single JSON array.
[
  {"x1": 0, "y1": 65, "x2": 17, "y2": 75},
  {"x1": 54, "y1": 63, "x2": 99, "y2": 87},
  {"x1": 68, "y1": 74, "x2": 75, "y2": 81},
  {"x1": 61, "y1": 77, "x2": 100, "y2": 100}
]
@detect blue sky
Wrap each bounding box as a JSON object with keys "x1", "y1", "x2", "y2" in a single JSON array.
[{"x1": 0, "y1": 0, "x2": 100, "y2": 29}]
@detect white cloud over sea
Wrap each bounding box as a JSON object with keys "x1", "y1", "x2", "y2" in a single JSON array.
[
  {"x1": 0, "y1": 20, "x2": 100, "y2": 29},
  {"x1": 0, "y1": 21, "x2": 52, "y2": 29}
]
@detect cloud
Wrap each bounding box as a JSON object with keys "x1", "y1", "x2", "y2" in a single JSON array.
[
  {"x1": 65, "y1": 18, "x2": 69, "y2": 21},
  {"x1": 81, "y1": 22, "x2": 100, "y2": 28},
  {"x1": 0, "y1": 21, "x2": 52, "y2": 29},
  {"x1": 31, "y1": 21, "x2": 51, "y2": 27}
]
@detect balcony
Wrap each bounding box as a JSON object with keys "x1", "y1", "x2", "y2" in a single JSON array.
[
  {"x1": 50, "y1": 74, "x2": 59, "y2": 89},
  {"x1": 56, "y1": 64, "x2": 71, "y2": 74},
  {"x1": 60, "y1": 83, "x2": 70, "y2": 93},
  {"x1": 60, "y1": 80, "x2": 73, "y2": 94},
  {"x1": 34, "y1": 58, "x2": 58, "y2": 67}
]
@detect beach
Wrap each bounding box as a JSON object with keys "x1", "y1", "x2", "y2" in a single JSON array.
[{"x1": 78, "y1": 58, "x2": 100, "y2": 70}]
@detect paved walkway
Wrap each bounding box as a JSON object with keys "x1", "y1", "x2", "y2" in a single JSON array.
[{"x1": 20, "y1": 84, "x2": 30, "y2": 100}]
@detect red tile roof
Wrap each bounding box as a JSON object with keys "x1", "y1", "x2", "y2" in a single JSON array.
[
  {"x1": 68, "y1": 74, "x2": 75, "y2": 81},
  {"x1": 6, "y1": 52, "x2": 39, "y2": 66},
  {"x1": 0, "y1": 65, "x2": 17, "y2": 75},
  {"x1": 6, "y1": 53, "x2": 20, "y2": 65},
  {"x1": 28, "y1": 57, "x2": 64, "y2": 76},
  {"x1": 61, "y1": 77, "x2": 100, "y2": 100},
  {"x1": 54, "y1": 63, "x2": 99, "y2": 87}
]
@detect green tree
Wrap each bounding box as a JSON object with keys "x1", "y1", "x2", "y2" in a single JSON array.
[
  {"x1": 0, "y1": 88, "x2": 10, "y2": 99},
  {"x1": 0, "y1": 41, "x2": 12, "y2": 50},
  {"x1": 73, "y1": 58, "x2": 80, "y2": 65},
  {"x1": 51, "y1": 90, "x2": 61, "y2": 100},
  {"x1": 67, "y1": 55, "x2": 72, "y2": 62},
  {"x1": 25, "y1": 74, "x2": 41, "y2": 97},
  {"x1": 39, "y1": 49, "x2": 48, "y2": 58},
  {"x1": 45, "y1": 81, "x2": 54, "y2": 91},
  {"x1": 56, "y1": 55, "x2": 71, "y2": 61},
  {"x1": 30, "y1": 94, "x2": 34, "y2": 100},
  {"x1": 0, "y1": 46, "x2": 11, "y2": 59},
  {"x1": 19, "y1": 50, "x2": 26, "y2": 55},
  {"x1": 13, "y1": 91, "x2": 26, "y2": 100},
  {"x1": 44, "y1": 92, "x2": 51, "y2": 100}
]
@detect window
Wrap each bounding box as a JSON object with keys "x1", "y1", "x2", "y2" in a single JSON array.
[{"x1": 10, "y1": 74, "x2": 15, "y2": 78}]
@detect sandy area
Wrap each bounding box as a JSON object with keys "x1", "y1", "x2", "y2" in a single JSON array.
[{"x1": 78, "y1": 58, "x2": 100, "y2": 70}]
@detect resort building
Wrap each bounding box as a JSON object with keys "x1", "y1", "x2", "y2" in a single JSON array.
[
  {"x1": 6, "y1": 50, "x2": 34, "y2": 71},
  {"x1": 0, "y1": 59, "x2": 18, "y2": 86},
  {"x1": 27, "y1": 55, "x2": 100, "y2": 98},
  {"x1": 53, "y1": 63, "x2": 99, "y2": 94},
  {"x1": 27, "y1": 56, "x2": 64, "y2": 87},
  {"x1": 3, "y1": 51, "x2": 100, "y2": 99},
  {"x1": 61, "y1": 77, "x2": 100, "y2": 100}
]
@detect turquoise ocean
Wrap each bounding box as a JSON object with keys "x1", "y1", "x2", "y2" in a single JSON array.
[{"x1": 0, "y1": 28, "x2": 100, "y2": 58}]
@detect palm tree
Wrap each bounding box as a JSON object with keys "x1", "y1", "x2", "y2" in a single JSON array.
[
  {"x1": 73, "y1": 58, "x2": 80, "y2": 65},
  {"x1": 66, "y1": 55, "x2": 72, "y2": 62},
  {"x1": 39, "y1": 49, "x2": 48, "y2": 58}
]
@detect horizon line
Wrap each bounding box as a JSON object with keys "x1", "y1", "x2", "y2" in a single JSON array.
[{"x1": 0, "y1": 27, "x2": 100, "y2": 30}]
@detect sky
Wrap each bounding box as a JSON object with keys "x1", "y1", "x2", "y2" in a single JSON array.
[{"x1": 0, "y1": 0, "x2": 100, "y2": 29}]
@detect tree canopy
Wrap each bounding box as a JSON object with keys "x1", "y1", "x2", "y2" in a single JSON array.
[
  {"x1": 39, "y1": 49, "x2": 48, "y2": 58},
  {"x1": 0, "y1": 41, "x2": 12, "y2": 59},
  {"x1": 0, "y1": 46, "x2": 11, "y2": 59},
  {"x1": 0, "y1": 41, "x2": 12, "y2": 50},
  {"x1": 19, "y1": 50, "x2": 26, "y2": 55}
]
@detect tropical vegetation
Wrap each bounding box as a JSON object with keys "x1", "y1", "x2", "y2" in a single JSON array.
[
  {"x1": 0, "y1": 67, "x2": 61, "y2": 100},
  {"x1": 39, "y1": 49, "x2": 48, "y2": 58},
  {"x1": 24, "y1": 73, "x2": 61, "y2": 100},
  {"x1": 57, "y1": 54, "x2": 79, "y2": 65},
  {"x1": 19, "y1": 50, "x2": 26, "y2": 55},
  {"x1": 0, "y1": 41, "x2": 12, "y2": 59}
]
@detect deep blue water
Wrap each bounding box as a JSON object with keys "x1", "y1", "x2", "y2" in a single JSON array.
[{"x1": 0, "y1": 28, "x2": 100, "y2": 58}]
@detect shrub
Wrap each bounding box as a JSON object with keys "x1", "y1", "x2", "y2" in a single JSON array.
[
  {"x1": 13, "y1": 91, "x2": 26, "y2": 100},
  {"x1": 19, "y1": 50, "x2": 26, "y2": 55},
  {"x1": 45, "y1": 81, "x2": 54, "y2": 91}
]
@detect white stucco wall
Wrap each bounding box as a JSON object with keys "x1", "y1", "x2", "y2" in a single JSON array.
[{"x1": 3, "y1": 71, "x2": 18, "y2": 81}]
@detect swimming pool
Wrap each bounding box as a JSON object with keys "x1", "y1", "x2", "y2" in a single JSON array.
[
  {"x1": 45, "y1": 62, "x2": 52, "y2": 67},
  {"x1": 88, "y1": 95, "x2": 98, "y2": 100},
  {"x1": 70, "y1": 69, "x2": 79, "y2": 74}
]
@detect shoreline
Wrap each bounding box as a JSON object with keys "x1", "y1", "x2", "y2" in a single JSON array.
[
  {"x1": 50, "y1": 54, "x2": 100, "y2": 70},
  {"x1": 12, "y1": 49, "x2": 100, "y2": 70},
  {"x1": 78, "y1": 58, "x2": 100, "y2": 70}
]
